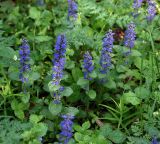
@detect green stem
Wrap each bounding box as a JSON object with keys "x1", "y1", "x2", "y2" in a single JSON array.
[{"x1": 3, "y1": 97, "x2": 7, "y2": 116}]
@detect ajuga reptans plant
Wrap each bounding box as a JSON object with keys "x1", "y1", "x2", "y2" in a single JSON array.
[
  {"x1": 59, "y1": 115, "x2": 74, "y2": 144},
  {"x1": 124, "y1": 22, "x2": 136, "y2": 54},
  {"x1": 19, "y1": 38, "x2": 30, "y2": 83},
  {"x1": 52, "y1": 34, "x2": 67, "y2": 103},
  {"x1": 68, "y1": 0, "x2": 78, "y2": 20},
  {"x1": 83, "y1": 51, "x2": 94, "y2": 80},
  {"x1": 147, "y1": 0, "x2": 156, "y2": 22},
  {"x1": 100, "y1": 30, "x2": 114, "y2": 74}
]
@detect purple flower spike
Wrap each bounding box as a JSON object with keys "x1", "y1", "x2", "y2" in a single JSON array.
[
  {"x1": 133, "y1": 0, "x2": 143, "y2": 9},
  {"x1": 59, "y1": 115, "x2": 74, "y2": 144},
  {"x1": 147, "y1": 0, "x2": 156, "y2": 22},
  {"x1": 68, "y1": 0, "x2": 78, "y2": 20},
  {"x1": 52, "y1": 35, "x2": 67, "y2": 86},
  {"x1": 19, "y1": 38, "x2": 30, "y2": 83},
  {"x1": 52, "y1": 34, "x2": 67, "y2": 104},
  {"x1": 124, "y1": 22, "x2": 136, "y2": 52},
  {"x1": 100, "y1": 30, "x2": 114, "y2": 74},
  {"x1": 83, "y1": 51, "x2": 94, "y2": 80},
  {"x1": 151, "y1": 137, "x2": 159, "y2": 144}
]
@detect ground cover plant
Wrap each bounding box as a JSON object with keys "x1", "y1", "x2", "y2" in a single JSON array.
[{"x1": 0, "y1": 0, "x2": 160, "y2": 143}]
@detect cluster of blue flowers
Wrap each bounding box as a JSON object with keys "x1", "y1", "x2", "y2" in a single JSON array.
[
  {"x1": 133, "y1": 0, "x2": 143, "y2": 9},
  {"x1": 100, "y1": 30, "x2": 114, "y2": 74},
  {"x1": 132, "y1": 0, "x2": 157, "y2": 21},
  {"x1": 83, "y1": 51, "x2": 94, "y2": 80},
  {"x1": 147, "y1": 0, "x2": 156, "y2": 22},
  {"x1": 152, "y1": 137, "x2": 159, "y2": 144},
  {"x1": 18, "y1": 1, "x2": 158, "y2": 143},
  {"x1": 52, "y1": 34, "x2": 67, "y2": 86},
  {"x1": 59, "y1": 115, "x2": 74, "y2": 144},
  {"x1": 67, "y1": 0, "x2": 78, "y2": 20},
  {"x1": 124, "y1": 22, "x2": 136, "y2": 54},
  {"x1": 52, "y1": 34, "x2": 67, "y2": 103},
  {"x1": 19, "y1": 38, "x2": 30, "y2": 83}
]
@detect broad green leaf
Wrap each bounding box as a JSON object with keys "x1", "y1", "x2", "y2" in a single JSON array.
[
  {"x1": 49, "y1": 102, "x2": 62, "y2": 116},
  {"x1": 48, "y1": 81, "x2": 60, "y2": 92},
  {"x1": 65, "y1": 60, "x2": 75, "y2": 69},
  {"x1": 122, "y1": 91, "x2": 141, "y2": 105},
  {"x1": 108, "y1": 129, "x2": 126, "y2": 144},
  {"x1": 104, "y1": 79, "x2": 116, "y2": 89},
  {"x1": 77, "y1": 77, "x2": 89, "y2": 86},
  {"x1": 34, "y1": 123, "x2": 48, "y2": 136},
  {"x1": 0, "y1": 47, "x2": 15, "y2": 58},
  {"x1": 72, "y1": 68, "x2": 83, "y2": 82},
  {"x1": 82, "y1": 121, "x2": 90, "y2": 130},
  {"x1": 61, "y1": 87, "x2": 73, "y2": 97},
  {"x1": 15, "y1": 110, "x2": 24, "y2": 120},
  {"x1": 131, "y1": 50, "x2": 142, "y2": 57},
  {"x1": 116, "y1": 65, "x2": 128, "y2": 73},
  {"x1": 87, "y1": 90, "x2": 96, "y2": 99},
  {"x1": 29, "y1": 72, "x2": 40, "y2": 81},
  {"x1": 135, "y1": 87, "x2": 150, "y2": 100},
  {"x1": 89, "y1": 70, "x2": 97, "y2": 78},
  {"x1": 30, "y1": 114, "x2": 43, "y2": 124},
  {"x1": 64, "y1": 107, "x2": 79, "y2": 116},
  {"x1": 74, "y1": 133, "x2": 83, "y2": 142},
  {"x1": 21, "y1": 92, "x2": 30, "y2": 103},
  {"x1": 35, "y1": 36, "x2": 52, "y2": 42},
  {"x1": 29, "y1": 7, "x2": 40, "y2": 19}
]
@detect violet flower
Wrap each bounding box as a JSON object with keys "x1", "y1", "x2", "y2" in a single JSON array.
[
  {"x1": 52, "y1": 34, "x2": 67, "y2": 86},
  {"x1": 59, "y1": 115, "x2": 74, "y2": 144},
  {"x1": 68, "y1": 0, "x2": 78, "y2": 20},
  {"x1": 83, "y1": 51, "x2": 94, "y2": 80},
  {"x1": 151, "y1": 137, "x2": 159, "y2": 144},
  {"x1": 19, "y1": 38, "x2": 30, "y2": 83},
  {"x1": 124, "y1": 22, "x2": 136, "y2": 54},
  {"x1": 147, "y1": 0, "x2": 156, "y2": 22},
  {"x1": 133, "y1": 0, "x2": 143, "y2": 9},
  {"x1": 100, "y1": 30, "x2": 114, "y2": 74},
  {"x1": 52, "y1": 35, "x2": 67, "y2": 104}
]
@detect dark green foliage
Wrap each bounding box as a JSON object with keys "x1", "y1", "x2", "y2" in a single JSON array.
[
  {"x1": 0, "y1": 118, "x2": 31, "y2": 144},
  {"x1": 0, "y1": 0, "x2": 160, "y2": 143}
]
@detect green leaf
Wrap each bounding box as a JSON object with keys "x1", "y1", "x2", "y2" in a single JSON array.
[
  {"x1": 116, "y1": 65, "x2": 128, "y2": 73},
  {"x1": 48, "y1": 81, "x2": 60, "y2": 92},
  {"x1": 122, "y1": 91, "x2": 141, "y2": 105},
  {"x1": 29, "y1": 7, "x2": 41, "y2": 19},
  {"x1": 65, "y1": 107, "x2": 79, "y2": 116},
  {"x1": 131, "y1": 50, "x2": 142, "y2": 57},
  {"x1": 35, "y1": 36, "x2": 52, "y2": 42},
  {"x1": 108, "y1": 129, "x2": 126, "y2": 144},
  {"x1": 74, "y1": 133, "x2": 83, "y2": 142},
  {"x1": 29, "y1": 72, "x2": 40, "y2": 81},
  {"x1": 15, "y1": 110, "x2": 24, "y2": 120},
  {"x1": 34, "y1": 123, "x2": 48, "y2": 136},
  {"x1": 135, "y1": 87, "x2": 150, "y2": 100},
  {"x1": 89, "y1": 71, "x2": 97, "y2": 78},
  {"x1": 0, "y1": 47, "x2": 15, "y2": 58},
  {"x1": 104, "y1": 79, "x2": 116, "y2": 89},
  {"x1": 11, "y1": 99, "x2": 18, "y2": 110},
  {"x1": 87, "y1": 90, "x2": 96, "y2": 99},
  {"x1": 8, "y1": 68, "x2": 19, "y2": 81},
  {"x1": 100, "y1": 124, "x2": 113, "y2": 137},
  {"x1": 21, "y1": 92, "x2": 30, "y2": 103},
  {"x1": 77, "y1": 77, "x2": 89, "y2": 87},
  {"x1": 65, "y1": 60, "x2": 75, "y2": 69},
  {"x1": 29, "y1": 114, "x2": 43, "y2": 124},
  {"x1": 49, "y1": 102, "x2": 62, "y2": 116},
  {"x1": 61, "y1": 87, "x2": 73, "y2": 97},
  {"x1": 72, "y1": 68, "x2": 83, "y2": 82},
  {"x1": 82, "y1": 121, "x2": 90, "y2": 130}
]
